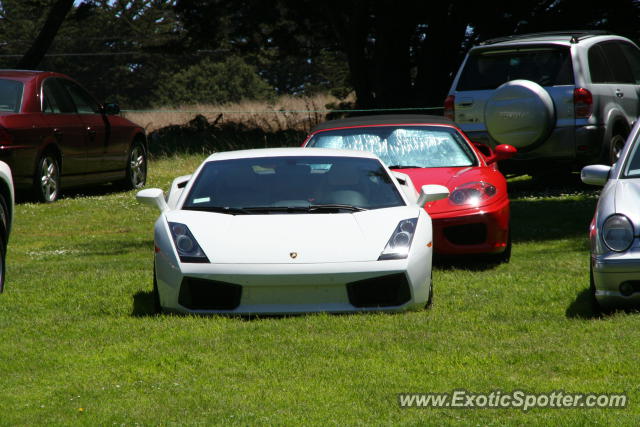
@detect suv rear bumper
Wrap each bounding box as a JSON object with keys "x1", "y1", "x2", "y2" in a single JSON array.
[{"x1": 463, "y1": 124, "x2": 604, "y2": 173}]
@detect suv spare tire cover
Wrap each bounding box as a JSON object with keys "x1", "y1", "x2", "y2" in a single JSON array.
[{"x1": 484, "y1": 79, "x2": 556, "y2": 150}]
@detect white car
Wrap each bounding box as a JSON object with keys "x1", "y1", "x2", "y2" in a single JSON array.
[
  {"x1": 0, "y1": 160, "x2": 14, "y2": 293},
  {"x1": 137, "y1": 148, "x2": 448, "y2": 314}
]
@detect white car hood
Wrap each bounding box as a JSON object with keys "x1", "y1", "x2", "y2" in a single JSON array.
[{"x1": 164, "y1": 206, "x2": 421, "y2": 263}]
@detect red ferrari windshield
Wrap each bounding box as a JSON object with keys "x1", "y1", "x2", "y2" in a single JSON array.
[{"x1": 306, "y1": 125, "x2": 477, "y2": 169}]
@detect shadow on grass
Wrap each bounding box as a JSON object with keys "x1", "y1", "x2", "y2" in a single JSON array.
[
  {"x1": 132, "y1": 290, "x2": 156, "y2": 317},
  {"x1": 510, "y1": 197, "x2": 597, "y2": 243},
  {"x1": 565, "y1": 288, "x2": 602, "y2": 319},
  {"x1": 74, "y1": 239, "x2": 153, "y2": 257},
  {"x1": 433, "y1": 255, "x2": 503, "y2": 271},
  {"x1": 15, "y1": 182, "x2": 132, "y2": 204}
]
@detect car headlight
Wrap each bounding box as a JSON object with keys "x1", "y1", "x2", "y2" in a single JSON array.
[
  {"x1": 602, "y1": 214, "x2": 635, "y2": 252},
  {"x1": 168, "y1": 222, "x2": 210, "y2": 263},
  {"x1": 378, "y1": 218, "x2": 418, "y2": 260},
  {"x1": 450, "y1": 181, "x2": 496, "y2": 206}
]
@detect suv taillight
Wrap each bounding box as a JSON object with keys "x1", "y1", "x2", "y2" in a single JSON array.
[
  {"x1": 444, "y1": 95, "x2": 455, "y2": 120},
  {"x1": 574, "y1": 88, "x2": 593, "y2": 119}
]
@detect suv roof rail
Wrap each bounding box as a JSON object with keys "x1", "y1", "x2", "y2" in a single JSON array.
[{"x1": 478, "y1": 30, "x2": 610, "y2": 46}]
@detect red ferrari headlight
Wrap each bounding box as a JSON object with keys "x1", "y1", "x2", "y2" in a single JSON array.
[{"x1": 450, "y1": 181, "x2": 496, "y2": 206}]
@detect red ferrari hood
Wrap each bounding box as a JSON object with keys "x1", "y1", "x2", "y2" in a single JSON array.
[{"x1": 393, "y1": 166, "x2": 508, "y2": 215}]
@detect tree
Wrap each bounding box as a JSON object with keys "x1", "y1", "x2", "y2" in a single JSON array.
[
  {"x1": 152, "y1": 56, "x2": 275, "y2": 106},
  {"x1": 17, "y1": 0, "x2": 74, "y2": 68}
]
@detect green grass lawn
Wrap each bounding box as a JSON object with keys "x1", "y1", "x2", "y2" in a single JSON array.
[{"x1": 1, "y1": 155, "x2": 638, "y2": 425}]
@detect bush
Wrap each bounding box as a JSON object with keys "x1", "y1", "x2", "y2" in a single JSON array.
[{"x1": 153, "y1": 56, "x2": 275, "y2": 106}]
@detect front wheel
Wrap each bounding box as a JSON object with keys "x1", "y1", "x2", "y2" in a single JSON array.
[
  {"x1": 609, "y1": 133, "x2": 626, "y2": 165},
  {"x1": 152, "y1": 267, "x2": 162, "y2": 314},
  {"x1": 122, "y1": 141, "x2": 147, "y2": 190},
  {"x1": 0, "y1": 194, "x2": 7, "y2": 293},
  {"x1": 34, "y1": 153, "x2": 60, "y2": 203}
]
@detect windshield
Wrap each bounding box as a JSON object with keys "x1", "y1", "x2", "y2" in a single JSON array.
[
  {"x1": 623, "y1": 136, "x2": 640, "y2": 178},
  {"x1": 306, "y1": 125, "x2": 476, "y2": 168},
  {"x1": 182, "y1": 155, "x2": 405, "y2": 213},
  {"x1": 0, "y1": 79, "x2": 23, "y2": 113},
  {"x1": 457, "y1": 46, "x2": 574, "y2": 90}
]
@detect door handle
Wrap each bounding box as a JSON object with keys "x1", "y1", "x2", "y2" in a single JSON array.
[
  {"x1": 459, "y1": 97, "x2": 474, "y2": 107},
  {"x1": 616, "y1": 89, "x2": 624, "y2": 98},
  {"x1": 53, "y1": 128, "x2": 62, "y2": 137}
]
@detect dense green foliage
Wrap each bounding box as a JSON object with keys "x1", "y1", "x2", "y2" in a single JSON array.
[{"x1": 152, "y1": 57, "x2": 275, "y2": 106}]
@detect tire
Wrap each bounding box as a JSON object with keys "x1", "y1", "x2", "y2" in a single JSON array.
[
  {"x1": 122, "y1": 140, "x2": 147, "y2": 190},
  {"x1": 425, "y1": 273, "x2": 433, "y2": 309},
  {"x1": 608, "y1": 133, "x2": 626, "y2": 165},
  {"x1": 34, "y1": 152, "x2": 60, "y2": 203},
  {"x1": 0, "y1": 232, "x2": 6, "y2": 294},
  {"x1": 152, "y1": 267, "x2": 162, "y2": 314},
  {"x1": 589, "y1": 262, "x2": 602, "y2": 314},
  {"x1": 0, "y1": 194, "x2": 7, "y2": 294}
]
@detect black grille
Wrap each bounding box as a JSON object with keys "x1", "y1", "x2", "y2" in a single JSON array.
[
  {"x1": 346, "y1": 273, "x2": 411, "y2": 308},
  {"x1": 178, "y1": 277, "x2": 242, "y2": 310},
  {"x1": 443, "y1": 223, "x2": 487, "y2": 245}
]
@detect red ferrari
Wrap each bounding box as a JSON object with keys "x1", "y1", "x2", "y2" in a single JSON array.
[{"x1": 303, "y1": 115, "x2": 516, "y2": 262}]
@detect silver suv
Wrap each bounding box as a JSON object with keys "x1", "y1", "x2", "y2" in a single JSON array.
[{"x1": 445, "y1": 31, "x2": 640, "y2": 174}]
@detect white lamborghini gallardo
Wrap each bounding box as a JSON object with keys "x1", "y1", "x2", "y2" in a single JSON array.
[{"x1": 137, "y1": 148, "x2": 448, "y2": 314}]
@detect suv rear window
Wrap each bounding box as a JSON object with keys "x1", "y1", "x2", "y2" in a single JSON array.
[{"x1": 457, "y1": 46, "x2": 574, "y2": 90}]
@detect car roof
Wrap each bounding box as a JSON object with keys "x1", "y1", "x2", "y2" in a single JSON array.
[
  {"x1": 475, "y1": 31, "x2": 626, "y2": 48},
  {"x1": 204, "y1": 147, "x2": 381, "y2": 162},
  {"x1": 311, "y1": 114, "x2": 455, "y2": 132},
  {"x1": 0, "y1": 69, "x2": 66, "y2": 82}
]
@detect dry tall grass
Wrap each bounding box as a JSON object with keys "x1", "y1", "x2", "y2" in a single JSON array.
[{"x1": 123, "y1": 93, "x2": 350, "y2": 133}]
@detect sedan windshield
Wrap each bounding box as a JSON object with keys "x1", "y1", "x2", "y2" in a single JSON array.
[
  {"x1": 306, "y1": 126, "x2": 477, "y2": 168},
  {"x1": 183, "y1": 155, "x2": 405, "y2": 213},
  {"x1": 623, "y1": 136, "x2": 640, "y2": 178},
  {"x1": 0, "y1": 79, "x2": 23, "y2": 113}
]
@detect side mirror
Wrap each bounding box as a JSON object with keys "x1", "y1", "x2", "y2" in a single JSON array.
[
  {"x1": 417, "y1": 184, "x2": 449, "y2": 207},
  {"x1": 485, "y1": 144, "x2": 517, "y2": 164},
  {"x1": 581, "y1": 164, "x2": 611, "y2": 186},
  {"x1": 103, "y1": 103, "x2": 120, "y2": 115},
  {"x1": 136, "y1": 188, "x2": 168, "y2": 212}
]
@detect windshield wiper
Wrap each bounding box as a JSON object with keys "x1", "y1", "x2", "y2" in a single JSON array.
[
  {"x1": 182, "y1": 205, "x2": 251, "y2": 215},
  {"x1": 308, "y1": 204, "x2": 367, "y2": 212},
  {"x1": 388, "y1": 165, "x2": 424, "y2": 169},
  {"x1": 242, "y1": 205, "x2": 367, "y2": 213}
]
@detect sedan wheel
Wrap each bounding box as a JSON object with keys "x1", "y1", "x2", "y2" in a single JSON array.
[
  {"x1": 125, "y1": 142, "x2": 147, "y2": 190},
  {"x1": 35, "y1": 154, "x2": 60, "y2": 203}
]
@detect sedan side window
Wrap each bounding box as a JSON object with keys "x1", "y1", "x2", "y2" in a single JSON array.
[
  {"x1": 42, "y1": 79, "x2": 76, "y2": 113},
  {"x1": 61, "y1": 80, "x2": 100, "y2": 114}
]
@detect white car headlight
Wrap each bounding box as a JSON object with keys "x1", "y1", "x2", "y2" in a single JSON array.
[
  {"x1": 602, "y1": 214, "x2": 635, "y2": 252},
  {"x1": 450, "y1": 181, "x2": 496, "y2": 206},
  {"x1": 168, "y1": 222, "x2": 209, "y2": 263},
  {"x1": 378, "y1": 218, "x2": 418, "y2": 260}
]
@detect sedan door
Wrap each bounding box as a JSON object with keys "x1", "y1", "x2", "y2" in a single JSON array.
[
  {"x1": 58, "y1": 79, "x2": 110, "y2": 174},
  {"x1": 41, "y1": 78, "x2": 86, "y2": 175}
]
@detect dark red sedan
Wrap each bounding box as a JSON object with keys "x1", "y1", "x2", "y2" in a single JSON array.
[
  {"x1": 0, "y1": 70, "x2": 147, "y2": 202},
  {"x1": 303, "y1": 115, "x2": 516, "y2": 262}
]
